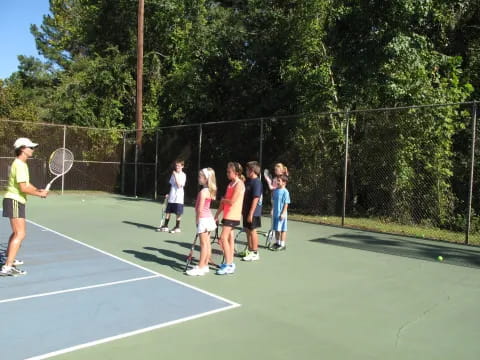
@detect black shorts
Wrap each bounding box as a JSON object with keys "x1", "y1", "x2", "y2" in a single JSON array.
[
  {"x1": 222, "y1": 218, "x2": 240, "y2": 228},
  {"x1": 2, "y1": 198, "x2": 26, "y2": 218},
  {"x1": 242, "y1": 216, "x2": 261, "y2": 230},
  {"x1": 166, "y1": 203, "x2": 184, "y2": 215}
]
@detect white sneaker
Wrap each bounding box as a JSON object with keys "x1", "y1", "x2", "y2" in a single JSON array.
[
  {"x1": 217, "y1": 263, "x2": 235, "y2": 275},
  {"x1": 0, "y1": 265, "x2": 26, "y2": 276},
  {"x1": 0, "y1": 265, "x2": 12, "y2": 276},
  {"x1": 0, "y1": 256, "x2": 23, "y2": 266},
  {"x1": 170, "y1": 227, "x2": 181, "y2": 233},
  {"x1": 186, "y1": 266, "x2": 209, "y2": 276},
  {"x1": 156, "y1": 226, "x2": 169, "y2": 232},
  {"x1": 242, "y1": 251, "x2": 260, "y2": 261}
]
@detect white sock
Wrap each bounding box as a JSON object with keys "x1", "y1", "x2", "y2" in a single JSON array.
[{"x1": 280, "y1": 241, "x2": 285, "y2": 247}]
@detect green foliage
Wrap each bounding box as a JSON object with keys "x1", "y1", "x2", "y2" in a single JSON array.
[
  {"x1": 50, "y1": 47, "x2": 135, "y2": 127},
  {"x1": 1, "y1": 0, "x2": 479, "y2": 235}
]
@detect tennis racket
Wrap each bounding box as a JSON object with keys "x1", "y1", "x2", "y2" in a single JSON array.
[
  {"x1": 263, "y1": 168, "x2": 271, "y2": 181},
  {"x1": 234, "y1": 228, "x2": 249, "y2": 257},
  {"x1": 209, "y1": 226, "x2": 224, "y2": 268},
  {"x1": 184, "y1": 234, "x2": 199, "y2": 272},
  {"x1": 45, "y1": 148, "x2": 74, "y2": 191},
  {"x1": 155, "y1": 195, "x2": 169, "y2": 232},
  {"x1": 265, "y1": 214, "x2": 275, "y2": 249}
]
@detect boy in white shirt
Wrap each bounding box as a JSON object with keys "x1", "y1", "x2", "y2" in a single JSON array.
[{"x1": 159, "y1": 160, "x2": 186, "y2": 233}]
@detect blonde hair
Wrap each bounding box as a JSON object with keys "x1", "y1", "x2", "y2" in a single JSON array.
[
  {"x1": 200, "y1": 167, "x2": 217, "y2": 200},
  {"x1": 275, "y1": 163, "x2": 289, "y2": 176}
]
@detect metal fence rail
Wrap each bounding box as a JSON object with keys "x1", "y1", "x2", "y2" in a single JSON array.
[{"x1": 1, "y1": 101, "x2": 478, "y2": 244}]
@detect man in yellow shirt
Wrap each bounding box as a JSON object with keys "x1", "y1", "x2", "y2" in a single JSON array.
[{"x1": 1, "y1": 138, "x2": 49, "y2": 276}]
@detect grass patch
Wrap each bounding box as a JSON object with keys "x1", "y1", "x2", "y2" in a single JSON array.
[{"x1": 290, "y1": 214, "x2": 480, "y2": 246}]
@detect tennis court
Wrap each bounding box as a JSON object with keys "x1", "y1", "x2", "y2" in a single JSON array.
[{"x1": 1, "y1": 192, "x2": 479, "y2": 360}]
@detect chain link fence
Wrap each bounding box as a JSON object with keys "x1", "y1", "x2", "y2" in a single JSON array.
[{"x1": 1, "y1": 102, "x2": 478, "y2": 244}]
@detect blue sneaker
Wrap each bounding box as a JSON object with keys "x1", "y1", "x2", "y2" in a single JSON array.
[{"x1": 216, "y1": 263, "x2": 235, "y2": 275}]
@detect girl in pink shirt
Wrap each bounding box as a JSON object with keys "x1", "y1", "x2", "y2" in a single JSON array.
[
  {"x1": 186, "y1": 168, "x2": 217, "y2": 276},
  {"x1": 214, "y1": 162, "x2": 245, "y2": 275}
]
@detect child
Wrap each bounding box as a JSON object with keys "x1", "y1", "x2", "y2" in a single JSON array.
[
  {"x1": 159, "y1": 160, "x2": 186, "y2": 233},
  {"x1": 242, "y1": 161, "x2": 263, "y2": 261},
  {"x1": 214, "y1": 162, "x2": 245, "y2": 275},
  {"x1": 271, "y1": 174, "x2": 290, "y2": 251},
  {"x1": 264, "y1": 163, "x2": 289, "y2": 191},
  {"x1": 186, "y1": 168, "x2": 217, "y2": 276}
]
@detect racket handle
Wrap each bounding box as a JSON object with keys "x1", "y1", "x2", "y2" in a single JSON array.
[{"x1": 45, "y1": 183, "x2": 52, "y2": 191}]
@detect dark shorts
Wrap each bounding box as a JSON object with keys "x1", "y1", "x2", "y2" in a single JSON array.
[
  {"x1": 2, "y1": 198, "x2": 26, "y2": 218},
  {"x1": 242, "y1": 215, "x2": 261, "y2": 230},
  {"x1": 166, "y1": 203, "x2": 184, "y2": 215},
  {"x1": 221, "y1": 219, "x2": 240, "y2": 228}
]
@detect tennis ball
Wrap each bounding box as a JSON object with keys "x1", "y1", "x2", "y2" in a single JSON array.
[
  {"x1": 81, "y1": 199, "x2": 85, "y2": 202},
  {"x1": 437, "y1": 255, "x2": 444, "y2": 261}
]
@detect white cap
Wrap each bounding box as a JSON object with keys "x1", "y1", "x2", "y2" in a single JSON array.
[{"x1": 13, "y1": 137, "x2": 39, "y2": 149}]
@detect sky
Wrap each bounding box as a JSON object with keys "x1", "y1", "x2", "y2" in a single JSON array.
[{"x1": 0, "y1": 0, "x2": 51, "y2": 79}]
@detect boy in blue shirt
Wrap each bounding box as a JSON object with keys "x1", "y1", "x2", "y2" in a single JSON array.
[
  {"x1": 271, "y1": 174, "x2": 290, "y2": 251},
  {"x1": 242, "y1": 161, "x2": 263, "y2": 261}
]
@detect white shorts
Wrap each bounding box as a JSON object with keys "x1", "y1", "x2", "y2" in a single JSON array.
[{"x1": 197, "y1": 217, "x2": 217, "y2": 234}]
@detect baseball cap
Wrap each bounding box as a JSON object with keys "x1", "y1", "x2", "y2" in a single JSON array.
[{"x1": 13, "y1": 137, "x2": 39, "y2": 149}]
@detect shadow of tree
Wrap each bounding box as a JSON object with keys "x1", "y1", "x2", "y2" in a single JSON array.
[{"x1": 310, "y1": 233, "x2": 480, "y2": 268}]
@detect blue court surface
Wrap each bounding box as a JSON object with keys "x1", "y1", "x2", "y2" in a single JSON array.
[{"x1": 0, "y1": 218, "x2": 239, "y2": 360}]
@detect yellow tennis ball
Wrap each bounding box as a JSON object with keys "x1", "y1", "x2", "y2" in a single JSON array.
[{"x1": 437, "y1": 256, "x2": 443, "y2": 261}]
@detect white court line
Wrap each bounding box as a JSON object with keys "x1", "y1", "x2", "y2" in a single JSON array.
[
  {"x1": 26, "y1": 219, "x2": 240, "y2": 307},
  {"x1": 0, "y1": 218, "x2": 241, "y2": 359},
  {"x1": 25, "y1": 303, "x2": 239, "y2": 360},
  {"x1": 0, "y1": 274, "x2": 160, "y2": 304}
]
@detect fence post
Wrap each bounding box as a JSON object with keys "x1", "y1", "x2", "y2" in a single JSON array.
[
  {"x1": 465, "y1": 101, "x2": 477, "y2": 244},
  {"x1": 121, "y1": 131, "x2": 126, "y2": 194},
  {"x1": 134, "y1": 143, "x2": 138, "y2": 198},
  {"x1": 154, "y1": 129, "x2": 159, "y2": 200},
  {"x1": 259, "y1": 118, "x2": 264, "y2": 169},
  {"x1": 198, "y1": 124, "x2": 203, "y2": 173},
  {"x1": 62, "y1": 125, "x2": 66, "y2": 194},
  {"x1": 341, "y1": 111, "x2": 350, "y2": 227}
]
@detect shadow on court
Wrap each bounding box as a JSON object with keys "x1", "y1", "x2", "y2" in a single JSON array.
[
  {"x1": 165, "y1": 239, "x2": 194, "y2": 250},
  {"x1": 122, "y1": 220, "x2": 158, "y2": 230},
  {"x1": 311, "y1": 232, "x2": 480, "y2": 268},
  {"x1": 123, "y1": 248, "x2": 185, "y2": 272}
]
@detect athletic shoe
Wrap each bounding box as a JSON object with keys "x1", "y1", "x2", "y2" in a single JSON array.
[
  {"x1": 238, "y1": 249, "x2": 249, "y2": 258},
  {"x1": 269, "y1": 243, "x2": 280, "y2": 251},
  {"x1": 10, "y1": 266, "x2": 27, "y2": 275},
  {"x1": 170, "y1": 227, "x2": 181, "y2": 233},
  {"x1": 0, "y1": 256, "x2": 23, "y2": 266},
  {"x1": 0, "y1": 265, "x2": 13, "y2": 276},
  {"x1": 274, "y1": 244, "x2": 286, "y2": 251},
  {"x1": 242, "y1": 251, "x2": 259, "y2": 261},
  {"x1": 216, "y1": 263, "x2": 235, "y2": 275},
  {"x1": 157, "y1": 227, "x2": 169, "y2": 232},
  {"x1": 0, "y1": 265, "x2": 26, "y2": 276},
  {"x1": 186, "y1": 266, "x2": 209, "y2": 276},
  {"x1": 14, "y1": 259, "x2": 24, "y2": 266}
]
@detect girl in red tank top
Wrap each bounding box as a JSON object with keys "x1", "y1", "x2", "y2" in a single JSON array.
[{"x1": 214, "y1": 162, "x2": 245, "y2": 275}]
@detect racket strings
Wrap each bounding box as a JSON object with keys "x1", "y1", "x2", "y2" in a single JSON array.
[{"x1": 49, "y1": 149, "x2": 74, "y2": 175}]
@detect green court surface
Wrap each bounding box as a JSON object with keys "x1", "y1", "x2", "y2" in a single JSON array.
[{"x1": 15, "y1": 193, "x2": 480, "y2": 359}]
